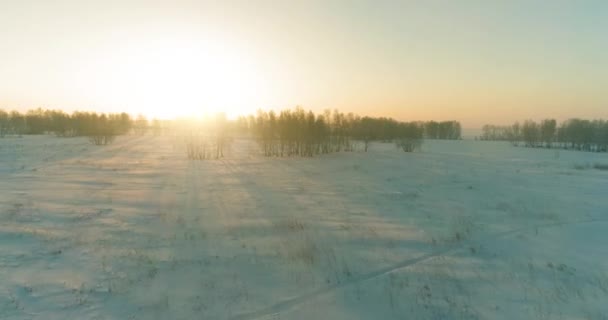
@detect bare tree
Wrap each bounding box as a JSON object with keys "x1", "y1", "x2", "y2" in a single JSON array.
[
  {"x1": 0, "y1": 109, "x2": 8, "y2": 137},
  {"x1": 540, "y1": 119, "x2": 556, "y2": 148}
]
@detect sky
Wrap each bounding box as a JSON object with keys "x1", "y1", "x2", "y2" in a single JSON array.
[{"x1": 0, "y1": 0, "x2": 607, "y2": 127}]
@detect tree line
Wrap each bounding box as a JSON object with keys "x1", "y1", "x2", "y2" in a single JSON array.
[
  {"x1": 423, "y1": 121, "x2": 462, "y2": 140},
  {"x1": 480, "y1": 118, "x2": 608, "y2": 152},
  {"x1": 0, "y1": 107, "x2": 462, "y2": 154},
  {"x1": 0, "y1": 108, "x2": 161, "y2": 144},
  {"x1": 234, "y1": 108, "x2": 460, "y2": 157}
]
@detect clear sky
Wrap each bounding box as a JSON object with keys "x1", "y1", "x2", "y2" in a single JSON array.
[{"x1": 1, "y1": 0, "x2": 606, "y2": 127}]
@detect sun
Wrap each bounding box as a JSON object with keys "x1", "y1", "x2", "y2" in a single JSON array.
[{"x1": 85, "y1": 36, "x2": 268, "y2": 120}]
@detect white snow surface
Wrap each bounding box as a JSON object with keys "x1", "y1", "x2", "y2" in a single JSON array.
[{"x1": 1, "y1": 135, "x2": 607, "y2": 320}]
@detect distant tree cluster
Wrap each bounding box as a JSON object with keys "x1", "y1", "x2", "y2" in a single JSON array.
[
  {"x1": 0, "y1": 108, "x2": 138, "y2": 144},
  {"x1": 423, "y1": 121, "x2": 462, "y2": 140},
  {"x1": 557, "y1": 119, "x2": 608, "y2": 152},
  {"x1": 480, "y1": 124, "x2": 518, "y2": 142},
  {"x1": 352, "y1": 116, "x2": 425, "y2": 152},
  {"x1": 179, "y1": 114, "x2": 232, "y2": 160},
  {"x1": 481, "y1": 118, "x2": 608, "y2": 152},
  {"x1": 236, "y1": 108, "x2": 427, "y2": 156}
]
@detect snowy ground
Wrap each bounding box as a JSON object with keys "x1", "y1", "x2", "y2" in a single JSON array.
[{"x1": 1, "y1": 135, "x2": 607, "y2": 320}]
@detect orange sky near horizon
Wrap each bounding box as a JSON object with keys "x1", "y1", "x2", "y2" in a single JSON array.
[{"x1": 1, "y1": 0, "x2": 607, "y2": 128}]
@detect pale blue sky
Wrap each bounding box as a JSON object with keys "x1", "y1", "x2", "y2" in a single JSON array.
[{"x1": 0, "y1": 0, "x2": 606, "y2": 126}]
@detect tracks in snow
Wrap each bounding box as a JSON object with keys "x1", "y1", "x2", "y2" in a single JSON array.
[{"x1": 229, "y1": 217, "x2": 608, "y2": 320}]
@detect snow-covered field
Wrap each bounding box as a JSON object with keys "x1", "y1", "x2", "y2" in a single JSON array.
[{"x1": 1, "y1": 135, "x2": 607, "y2": 320}]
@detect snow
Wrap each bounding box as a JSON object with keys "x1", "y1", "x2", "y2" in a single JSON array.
[{"x1": 1, "y1": 135, "x2": 607, "y2": 319}]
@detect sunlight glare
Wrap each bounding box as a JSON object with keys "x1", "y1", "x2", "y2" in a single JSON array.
[{"x1": 89, "y1": 37, "x2": 267, "y2": 119}]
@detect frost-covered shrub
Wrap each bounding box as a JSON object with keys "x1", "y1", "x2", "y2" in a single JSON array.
[
  {"x1": 594, "y1": 163, "x2": 608, "y2": 171},
  {"x1": 396, "y1": 138, "x2": 422, "y2": 152},
  {"x1": 89, "y1": 135, "x2": 115, "y2": 145}
]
